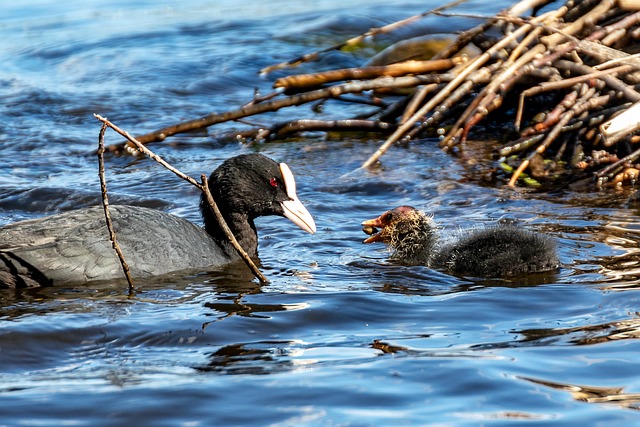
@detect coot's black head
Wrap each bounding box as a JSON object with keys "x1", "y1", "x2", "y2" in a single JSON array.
[
  {"x1": 361, "y1": 206, "x2": 437, "y2": 262},
  {"x1": 201, "y1": 154, "x2": 316, "y2": 241}
]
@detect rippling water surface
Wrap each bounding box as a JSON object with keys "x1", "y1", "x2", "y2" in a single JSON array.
[{"x1": 3, "y1": 1, "x2": 640, "y2": 425}]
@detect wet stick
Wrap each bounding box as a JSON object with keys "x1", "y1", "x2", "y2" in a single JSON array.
[{"x1": 508, "y1": 87, "x2": 600, "y2": 187}]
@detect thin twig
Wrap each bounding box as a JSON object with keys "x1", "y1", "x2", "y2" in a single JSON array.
[
  {"x1": 515, "y1": 64, "x2": 632, "y2": 130},
  {"x1": 508, "y1": 86, "x2": 601, "y2": 186},
  {"x1": 97, "y1": 121, "x2": 135, "y2": 293},
  {"x1": 232, "y1": 118, "x2": 396, "y2": 142}
]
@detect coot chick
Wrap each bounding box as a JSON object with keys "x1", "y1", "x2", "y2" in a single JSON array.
[
  {"x1": 0, "y1": 154, "x2": 316, "y2": 287},
  {"x1": 362, "y1": 206, "x2": 558, "y2": 277}
]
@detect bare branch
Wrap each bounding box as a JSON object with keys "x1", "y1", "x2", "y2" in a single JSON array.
[{"x1": 97, "y1": 120, "x2": 135, "y2": 293}]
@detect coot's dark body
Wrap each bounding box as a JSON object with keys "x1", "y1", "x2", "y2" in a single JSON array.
[
  {"x1": 0, "y1": 154, "x2": 316, "y2": 288},
  {"x1": 0, "y1": 206, "x2": 227, "y2": 287},
  {"x1": 362, "y1": 206, "x2": 558, "y2": 277}
]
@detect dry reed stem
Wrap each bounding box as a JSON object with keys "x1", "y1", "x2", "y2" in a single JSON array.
[
  {"x1": 503, "y1": 96, "x2": 621, "y2": 157},
  {"x1": 233, "y1": 119, "x2": 396, "y2": 141},
  {"x1": 401, "y1": 84, "x2": 436, "y2": 124},
  {"x1": 443, "y1": 7, "x2": 573, "y2": 146},
  {"x1": 439, "y1": 0, "x2": 627, "y2": 160},
  {"x1": 433, "y1": 20, "x2": 549, "y2": 150},
  {"x1": 527, "y1": 90, "x2": 579, "y2": 136},
  {"x1": 555, "y1": 60, "x2": 640, "y2": 102},
  {"x1": 460, "y1": 47, "x2": 545, "y2": 142},
  {"x1": 360, "y1": 19, "x2": 534, "y2": 168},
  {"x1": 94, "y1": 114, "x2": 269, "y2": 284},
  {"x1": 515, "y1": 64, "x2": 633, "y2": 130}
]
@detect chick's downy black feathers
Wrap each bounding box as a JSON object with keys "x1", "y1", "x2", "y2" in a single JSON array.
[{"x1": 362, "y1": 206, "x2": 558, "y2": 277}]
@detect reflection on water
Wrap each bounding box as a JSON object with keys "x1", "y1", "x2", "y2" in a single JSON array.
[
  {"x1": 204, "y1": 300, "x2": 310, "y2": 320},
  {"x1": 522, "y1": 377, "x2": 640, "y2": 411},
  {"x1": 197, "y1": 340, "x2": 305, "y2": 375},
  {"x1": 517, "y1": 315, "x2": 640, "y2": 347}
]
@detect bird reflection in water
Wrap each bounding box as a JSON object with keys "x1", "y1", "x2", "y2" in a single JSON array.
[{"x1": 521, "y1": 376, "x2": 640, "y2": 410}]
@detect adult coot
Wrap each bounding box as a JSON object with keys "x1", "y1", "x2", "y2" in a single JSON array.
[
  {"x1": 0, "y1": 154, "x2": 316, "y2": 287},
  {"x1": 362, "y1": 206, "x2": 558, "y2": 277}
]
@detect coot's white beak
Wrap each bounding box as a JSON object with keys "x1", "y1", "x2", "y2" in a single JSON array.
[{"x1": 279, "y1": 162, "x2": 316, "y2": 234}]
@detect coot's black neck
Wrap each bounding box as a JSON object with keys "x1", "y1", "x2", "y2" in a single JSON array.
[{"x1": 200, "y1": 197, "x2": 259, "y2": 258}]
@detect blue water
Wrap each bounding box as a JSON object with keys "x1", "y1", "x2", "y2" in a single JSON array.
[{"x1": 3, "y1": 1, "x2": 640, "y2": 425}]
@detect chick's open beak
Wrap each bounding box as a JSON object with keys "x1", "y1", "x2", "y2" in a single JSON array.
[
  {"x1": 279, "y1": 162, "x2": 316, "y2": 234},
  {"x1": 362, "y1": 217, "x2": 384, "y2": 243}
]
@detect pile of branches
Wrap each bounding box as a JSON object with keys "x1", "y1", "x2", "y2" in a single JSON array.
[{"x1": 108, "y1": 0, "x2": 640, "y2": 190}]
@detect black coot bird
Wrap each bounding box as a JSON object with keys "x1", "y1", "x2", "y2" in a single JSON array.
[
  {"x1": 0, "y1": 153, "x2": 316, "y2": 288},
  {"x1": 362, "y1": 206, "x2": 558, "y2": 277}
]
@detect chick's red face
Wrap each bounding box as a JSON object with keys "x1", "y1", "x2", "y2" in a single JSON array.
[
  {"x1": 361, "y1": 206, "x2": 420, "y2": 244},
  {"x1": 361, "y1": 208, "x2": 397, "y2": 243}
]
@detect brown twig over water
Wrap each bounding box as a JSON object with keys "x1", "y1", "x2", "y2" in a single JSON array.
[
  {"x1": 97, "y1": 122, "x2": 135, "y2": 294},
  {"x1": 106, "y1": 0, "x2": 640, "y2": 190}
]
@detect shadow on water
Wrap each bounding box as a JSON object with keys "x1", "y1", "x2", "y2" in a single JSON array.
[{"x1": 0, "y1": 260, "x2": 257, "y2": 317}]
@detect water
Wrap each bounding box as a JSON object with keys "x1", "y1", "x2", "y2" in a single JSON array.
[{"x1": 2, "y1": 0, "x2": 640, "y2": 425}]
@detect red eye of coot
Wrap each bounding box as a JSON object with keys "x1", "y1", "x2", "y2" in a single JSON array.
[{"x1": 269, "y1": 178, "x2": 278, "y2": 187}]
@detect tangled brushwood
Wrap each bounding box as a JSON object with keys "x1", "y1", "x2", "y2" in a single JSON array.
[{"x1": 109, "y1": 0, "x2": 640, "y2": 190}]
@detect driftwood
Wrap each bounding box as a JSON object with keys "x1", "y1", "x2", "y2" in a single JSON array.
[{"x1": 105, "y1": 0, "x2": 640, "y2": 190}]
